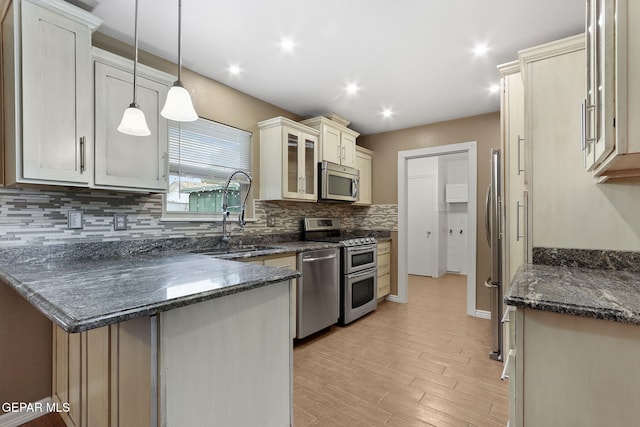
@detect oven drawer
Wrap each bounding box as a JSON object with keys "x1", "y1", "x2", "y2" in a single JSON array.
[{"x1": 377, "y1": 253, "x2": 390, "y2": 276}]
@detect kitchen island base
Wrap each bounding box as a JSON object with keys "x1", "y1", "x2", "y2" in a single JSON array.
[
  {"x1": 161, "y1": 280, "x2": 291, "y2": 426},
  {"x1": 52, "y1": 280, "x2": 292, "y2": 427}
]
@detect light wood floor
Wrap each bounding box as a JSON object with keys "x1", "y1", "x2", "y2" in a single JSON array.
[{"x1": 293, "y1": 274, "x2": 508, "y2": 426}]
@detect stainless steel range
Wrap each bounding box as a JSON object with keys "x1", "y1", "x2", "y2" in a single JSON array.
[{"x1": 303, "y1": 218, "x2": 378, "y2": 325}]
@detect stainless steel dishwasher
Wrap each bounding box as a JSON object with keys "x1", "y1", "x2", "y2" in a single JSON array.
[{"x1": 296, "y1": 247, "x2": 339, "y2": 339}]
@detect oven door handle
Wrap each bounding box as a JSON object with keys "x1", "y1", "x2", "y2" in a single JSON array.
[
  {"x1": 346, "y1": 245, "x2": 377, "y2": 255},
  {"x1": 302, "y1": 254, "x2": 337, "y2": 263},
  {"x1": 347, "y1": 268, "x2": 377, "y2": 279}
]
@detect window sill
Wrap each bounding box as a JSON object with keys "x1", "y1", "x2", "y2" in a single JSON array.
[{"x1": 159, "y1": 216, "x2": 258, "y2": 223}]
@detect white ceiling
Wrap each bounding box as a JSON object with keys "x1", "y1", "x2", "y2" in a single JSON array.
[{"x1": 90, "y1": 0, "x2": 584, "y2": 136}]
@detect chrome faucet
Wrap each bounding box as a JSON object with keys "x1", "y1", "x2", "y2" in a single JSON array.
[{"x1": 221, "y1": 170, "x2": 252, "y2": 243}]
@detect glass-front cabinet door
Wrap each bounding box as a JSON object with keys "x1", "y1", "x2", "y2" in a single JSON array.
[
  {"x1": 282, "y1": 127, "x2": 317, "y2": 200},
  {"x1": 285, "y1": 128, "x2": 300, "y2": 197},
  {"x1": 584, "y1": 0, "x2": 615, "y2": 170},
  {"x1": 301, "y1": 135, "x2": 317, "y2": 199}
]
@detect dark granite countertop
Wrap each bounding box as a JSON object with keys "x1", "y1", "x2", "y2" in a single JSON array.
[
  {"x1": 505, "y1": 264, "x2": 640, "y2": 325},
  {"x1": 0, "y1": 250, "x2": 308, "y2": 333}
]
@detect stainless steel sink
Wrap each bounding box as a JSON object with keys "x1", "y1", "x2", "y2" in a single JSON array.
[{"x1": 191, "y1": 245, "x2": 277, "y2": 256}]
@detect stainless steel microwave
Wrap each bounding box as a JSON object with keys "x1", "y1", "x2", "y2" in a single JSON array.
[{"x1": 318, "y1": 161, "x2": 359, "y2": 202}]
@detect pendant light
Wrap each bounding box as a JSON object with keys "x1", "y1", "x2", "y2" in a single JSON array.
[
  {"x1": 161, "y1": 0, "x2": 198, "y2": 122},
  {"x1": 117, "y1": 0, "x2": 151, "y2": 136}
]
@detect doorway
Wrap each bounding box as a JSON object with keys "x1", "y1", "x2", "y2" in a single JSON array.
[{"x1": 396, "y1": 141, "x2": 478, "y2": 317}]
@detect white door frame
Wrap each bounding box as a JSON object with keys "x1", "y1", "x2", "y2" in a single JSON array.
[{"x1": 395, "y1": 141, "x2": 478, "y2": 317}]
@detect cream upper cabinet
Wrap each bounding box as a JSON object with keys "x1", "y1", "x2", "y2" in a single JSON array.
[
  {"x1": 519, "y1": 35, "x2": 586, "y2": 250},
  {"x1": 93, "y1": 48, "x2": 171, "y2": 192},
  {"x1": 498, "y1": 61, "x2": 527, "y2": 284},
  {"x1": 584, "y1": 0, "x2": 640, "y2": 181},
  {"x1": 354, "y1": 146, "x2": 372, "y2": 205},
  {"x1": 258, "y1": 117, "x2": 319, "y2": 201},
  {"x1": 2, "y1": 0, "x2": 101, "y2": 186},
  {"x1": 300, "y1": 116, "x2": 359, "y2": 168}
]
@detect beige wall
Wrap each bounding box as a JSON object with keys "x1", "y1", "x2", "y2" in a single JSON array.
[{"x1": 358, "y1": 112, "x2": 500, "y2": 311}]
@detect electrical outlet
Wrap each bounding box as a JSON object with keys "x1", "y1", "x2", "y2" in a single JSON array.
[
  {"x1": 266, "y1": 215, "x2": 277, "y2": 227},
  {"x1": 67, "y1": 210, "x2": 84, "y2": 230},
  {"x1": 114, "y1": 214, "x2": 127, "y2": 231}
]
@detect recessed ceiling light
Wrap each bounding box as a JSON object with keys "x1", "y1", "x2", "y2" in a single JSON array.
[
  {"x1": 381, "y1": 108, "x2": 394, "y2": 118},
  {"x1": 346, "y1": 83, "x2": 359, "y2": 95},
  {"x1": 488, "y1": 83, "x2": 500, "y2": 93},
  {"x1": 228, "y1": 65, "x2": 242, "y2": 75},
  {"x1": 473, "y1": 43, "x2": 489, "y2": 56},
  {"x1": 280, "y1": 37, "x2": 296, "y2": 52}
]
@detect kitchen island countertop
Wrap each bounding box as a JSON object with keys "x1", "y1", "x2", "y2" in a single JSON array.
[
  {"x1": 0, "y1": 253, "x2": 300, "y2": 333},
  {"x1": 505, "y1": 264, "x2": 640, "y2": 325}
]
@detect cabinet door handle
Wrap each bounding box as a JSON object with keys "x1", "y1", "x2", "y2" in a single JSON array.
[
  {"x1": 501, "y1": 350, "x2": 512, "y2": 381},
  {"x1": 581, "y1": 100, "x2": 587, "y2": 152},
  {"x1": 501, "y1": 306, "x2": 511, "y2": 323},
  {"x1": 516, "y1": 201, "x2": 525, "y2": 242},
  {"x1": 80, "y1": 136, "x2": 86, "y2": 173},
  {"x1": 517, "y1": 135, "x2": 525, "y2": 175}
]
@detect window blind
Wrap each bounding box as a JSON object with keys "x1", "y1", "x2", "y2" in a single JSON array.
[{"x1": 168, "y1": 118, "x2": 252, "y2": 180}]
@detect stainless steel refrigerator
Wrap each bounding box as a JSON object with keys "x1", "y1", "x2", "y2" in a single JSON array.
[{"x1": 485, "y1": 149, "x2": 503, "y2": 361}]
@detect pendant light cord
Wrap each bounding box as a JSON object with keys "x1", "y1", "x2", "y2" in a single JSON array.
[
  {"x1": 133, "y1": 0, "x2": 140, "y2": 105},
  {"x1": 177, "y1": 0, "x2": 182, "y2": 82}
]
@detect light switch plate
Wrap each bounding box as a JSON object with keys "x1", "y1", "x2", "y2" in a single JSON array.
[
  {"x1": 266, "y1": 215, "x2": 276, "y2": 227},
  {"x1": 114, "y1": 214, "x2": 127, "y2": 231},
  {"x1": 67, "y1": 210, "x2": 84, "y2": 230}
]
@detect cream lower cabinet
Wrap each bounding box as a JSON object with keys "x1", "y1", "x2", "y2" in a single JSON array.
[
  {"x1": 53, "y1": 317, "x2": 156, "y2": 427},
  {"x1": 508, "y1": 307, "x2": 640, "y2": 426},
  {"x1": 354, "y1": 146, "x2": 373, "y2": 205},
  {"x1": 93, "y1": 48, "x2": 172, "y2": 192},
  {"x1": 241, "y1": 254, "x2": 298, "y2": 339},
  {"x1": 2, "y1": 0, "x2": 101, "y2": 186},
  {"x1": 377, "y1": 241, "x2": 391, "y2": 299}
]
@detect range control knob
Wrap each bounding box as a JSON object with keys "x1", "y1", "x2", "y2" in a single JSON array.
[{"x1": 349, "y1": 239, "x2": 355, "y2": 245}]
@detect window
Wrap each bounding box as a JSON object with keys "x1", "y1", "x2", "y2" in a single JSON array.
[{"x1": 164, "y1": 117, "x2": 253, "y2": 220}]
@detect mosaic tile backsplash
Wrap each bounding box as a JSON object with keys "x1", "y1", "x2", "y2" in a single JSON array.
[{"x1": 0, "y1": 186, "x2": 398, "y2": 246}]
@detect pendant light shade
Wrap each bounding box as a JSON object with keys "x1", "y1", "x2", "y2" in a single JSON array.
[
  {"x1": 162, "y1": 82, "x2": 198, "y2": 121},
  {"x1": 161, "y1": 0, "x2": 198, "y2": 122},
  {"x1": 118, "y1": 103, "x2": 151, "y2": 136},
  {"x1": 118, "y1": 0, "x2": 151, "y2": 136}
]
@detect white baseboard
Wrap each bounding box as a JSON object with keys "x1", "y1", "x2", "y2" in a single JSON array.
[
  {"x1": 385, "y1": 294, "x2": 400, "y2": 303},
  {"x1": 0, "y1": 397, "x2": 53, "y2": 427},
  {"x1": 475, "y1": 310, "x2": 491, "y2": 320}
]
